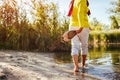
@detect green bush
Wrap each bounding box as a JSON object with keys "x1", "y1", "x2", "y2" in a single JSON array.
[{"x1": 89, "y1": 30, "x2": 120, "y2": 44}]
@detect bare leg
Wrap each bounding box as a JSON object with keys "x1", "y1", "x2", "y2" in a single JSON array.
[
  {"x1": 72, "y1": 55, "x2": 79, "y2": 72},
  {"x1": 81, "y1": 55, "x2": 87, "y2": 68}
]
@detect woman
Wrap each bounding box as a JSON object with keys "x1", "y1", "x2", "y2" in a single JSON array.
[{"x1": 69, "y1": 0, "x2": 91, "y2": 72}]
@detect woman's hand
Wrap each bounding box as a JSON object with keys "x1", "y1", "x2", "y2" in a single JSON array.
[
  {"x1": 87, "y1": 9, "x2": 91, "y2": 16},
  {"x1": 76, "y1": 28, "x2": 83, "y2": 34}
]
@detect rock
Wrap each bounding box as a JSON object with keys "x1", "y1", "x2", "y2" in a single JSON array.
[{"x1": 0, "y1": 72, "x2": 7, "y2": 80}]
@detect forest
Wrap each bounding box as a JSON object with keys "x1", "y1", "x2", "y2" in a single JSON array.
[{"x1": 0, "y1": 0, "x2": 120, "y2": 52}]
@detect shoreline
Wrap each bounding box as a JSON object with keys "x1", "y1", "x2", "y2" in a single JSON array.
[
  {"x1": 0, "y1": 50, "x2": 102, "y2": 80},
  {"x1": 0, "y1": 50, "x2": 119, "y2": 80}
]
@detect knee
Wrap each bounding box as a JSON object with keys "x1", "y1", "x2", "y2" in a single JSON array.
[
  {"x1": 81, "y1": 43, "x2": 88, "y2": 49},
  {"x1": 81, "y1": 43, "x2": 88, "y2": 55},
  {"x1": 71, "y1": 44, "x2": 80, "y2": 56}
]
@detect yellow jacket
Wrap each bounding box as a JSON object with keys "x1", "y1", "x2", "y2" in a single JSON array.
[{"x1": 69, "y1": 0, "x2": 90, "y2": 28}]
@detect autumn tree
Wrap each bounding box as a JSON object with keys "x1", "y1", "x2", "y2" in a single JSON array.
[{"x1": 0, "y1": 0, "x2": 18, "y2": 27}]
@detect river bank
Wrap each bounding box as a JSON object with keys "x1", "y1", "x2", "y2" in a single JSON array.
[{"x1": 0, "y1": 50, "x2": 119, "y2": 80}]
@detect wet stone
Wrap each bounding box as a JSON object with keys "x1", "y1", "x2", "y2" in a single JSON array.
[{"x1": 0, "y1": 73, "x2": 7, "y2": 80}]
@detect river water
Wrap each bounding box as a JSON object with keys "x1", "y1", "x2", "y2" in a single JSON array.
[{"x1": 53, "y1": 44, "x2": 120, "y2": 80}]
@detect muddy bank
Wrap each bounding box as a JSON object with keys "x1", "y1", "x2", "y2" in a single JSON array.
[{"x1": 0, "y1": 50, "x2": 119, "y2": 80}]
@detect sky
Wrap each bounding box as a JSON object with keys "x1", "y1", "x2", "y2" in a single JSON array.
[
  {"x1": 0, "y1": 0, "x2": 116, "y2": 25},
  {"x1": 51, "y1": 0, "x2": 116, "y2": 25}
]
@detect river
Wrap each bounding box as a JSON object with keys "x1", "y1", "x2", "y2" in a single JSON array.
[{"x1": 54, "y1": 44, "x2": 120, "y2": 80}]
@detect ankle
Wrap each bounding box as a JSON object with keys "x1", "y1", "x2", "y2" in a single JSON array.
[
  {"x1": 74, "y1": 67, "x2": 79, "y2": 72},
  {"x1": 80, "y1": 63, "x2": 85, "y2": 68},
  {"x1": 74, "y1": 65, "x2": 78, "y2": 68}
]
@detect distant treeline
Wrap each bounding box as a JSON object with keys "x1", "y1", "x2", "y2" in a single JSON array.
[
  {"x1": 0, "y1": 24, "x2": 120, "y2": 52},
  {"x1": 89, "y1": 30, "x2": 120, "y2": 45},
  {"x1": 0, "y1": 0, "x2": 120, "y2": 52}
]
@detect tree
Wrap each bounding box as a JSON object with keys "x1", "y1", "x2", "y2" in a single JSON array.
[
  {"x1": 0, "y1": 0, "x2": 71, "y2": 51},
  {"x1": 110, "y1": 16, "x2": 119, "y2": 29},
  {"x1": 110, "y1": 0, "x2": 120, "y2": 26},
  {"x1": 90, "y1": 18, "x2": 102, "y2": 31},
  {"x1": 116, "y1": 0, "x2": 120, "y2": 12},
  {"x1": 0, "y1": 0, "x2": 18, "y2": 27}
]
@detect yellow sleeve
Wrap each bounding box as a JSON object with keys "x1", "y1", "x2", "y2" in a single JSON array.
[{"x1": 78, "y1": 0, "x2": 88, "y2": 27}]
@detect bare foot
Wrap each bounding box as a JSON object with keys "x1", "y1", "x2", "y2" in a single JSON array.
[
  {"x1": 74, "y1": 66, "x2": 79, "y2": 72},
  {"x1": 79, "y1": 63, "x2": 89, "y2": 69},
  {"x1": 74, "y1": 71, "x2": 79, "y2": 75}
]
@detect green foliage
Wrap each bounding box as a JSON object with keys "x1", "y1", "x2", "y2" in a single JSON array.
[
  {"x1": 109, "y1": 0, "x2": 120, "y2": 27},
  {"x1": 90, "y1": 18, "x2": 103, "y2": 31},
  {"x1": 110, "y1": 16, "x2": 119, "y2": 29},
  {"x1": 0, "y1": 0, "x2": 70, "y2": 52},
  {"x1": 89, "y1": 30, "x2": 120, "y2": 45}
]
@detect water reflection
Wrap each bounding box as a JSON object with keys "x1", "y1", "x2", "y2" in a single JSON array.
[
  {"x1": 53, "y1": 44, "x2": 120, "y2": 80},
  {"x1": 53, "y1": 52, "x2": 72, "y2": 64},
  {"x1": 54, "y1": 44, "x2": 120, "y2": 65},
  {"x1": 111, "y1": 53, "x2": 120, "y2": 65}
]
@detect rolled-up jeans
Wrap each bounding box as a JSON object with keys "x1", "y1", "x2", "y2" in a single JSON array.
[{"x1": 69, "y1": 26, "x2": 90, "y2": 56}]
